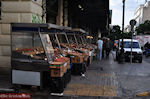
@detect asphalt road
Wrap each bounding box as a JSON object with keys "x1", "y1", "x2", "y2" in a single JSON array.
[
  {"x1": 144, "y1": 56, "x2": 150, "y2": 63},
  {"x1": 109, "y1": 51, "x2": 150, "y2": 98}
]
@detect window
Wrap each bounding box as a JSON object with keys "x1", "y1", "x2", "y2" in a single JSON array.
[
  {"x1": 0, "y1": 1, "x2": 1, "y2": 20},
  {"x1": 123, "y1": 41, "x2": 140, "y2": 48}
]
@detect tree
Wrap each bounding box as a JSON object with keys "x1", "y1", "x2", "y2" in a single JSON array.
[
  {"x1": 109, "y1": 25, "x2": 132, "y2": 40},
  {"x1": 123, "y1": 32, "x2": 131, "y2": 39},
  {"x1": 109, "y1": 25, "x2": 122, "y2": 41},
  {"x1": 136, "y1": 20, "x2": 150, "y2": 35}
]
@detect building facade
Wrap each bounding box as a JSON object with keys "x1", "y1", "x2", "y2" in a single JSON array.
[
  {"x1": 0, "y1": 0, "x2": 45, "y2": 72},
  {"x1": 124, "y1": 25, "x2": 131, "y2": 33},
  {"x1": 134, "y1": 1, "x2": 150, "y2": 26}
]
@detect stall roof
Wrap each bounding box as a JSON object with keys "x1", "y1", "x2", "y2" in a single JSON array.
[
  {"x1": 59, "y1": 26, "x2": 72, "y2": 31},
  {"x1": 11, "y1": 23, "x2": 72, "y2": 33},
  {"x1": 72, "y1": 28, "x2": 86, "y2": 33},
  {"x1": 66, "y1": 28, "x2": 87, "y2": 35}
]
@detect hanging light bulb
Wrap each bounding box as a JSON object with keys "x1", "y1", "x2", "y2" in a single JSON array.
[{"x1": 78, "y1": 5, "x2": 82, "y2": 9}]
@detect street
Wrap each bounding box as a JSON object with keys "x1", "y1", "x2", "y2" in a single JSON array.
[{"x1": 1, "y1": 51, "x2": 150, "y2": 99}]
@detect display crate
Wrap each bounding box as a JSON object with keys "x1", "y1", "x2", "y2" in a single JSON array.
[
  {"x1": 71, "y1": 56, "x2": 84, "y2": 63},
  {"x1": 50, "y1": 62, "x2": 68, "y2": 77}
]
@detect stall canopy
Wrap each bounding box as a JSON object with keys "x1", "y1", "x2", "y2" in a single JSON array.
[{"x1": 11, "y1": 23, "x2": 72, "y2": 33}]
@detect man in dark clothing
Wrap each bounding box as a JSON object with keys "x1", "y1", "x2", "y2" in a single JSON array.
[
  {"x1": 144, "y1": 42, "x2": 150, "y2": 49},
  {"x1": 105, "y1": 39, "x2": 111, "y2": 57},
  {"x1": 102, "y1": 39, "x2": 106, "y2": 58}
]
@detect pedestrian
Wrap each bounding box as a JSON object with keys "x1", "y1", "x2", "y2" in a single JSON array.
[
  {"x1": 105, "y1": 38, "x2": 111, "y2": 58},
  {"x1": 97, "y1": 38, "x2": 103, "y2": 60},
  {"x1": 144, "y1": 41, "x2": 150, "y2": 49},
  {"x1": 102, "y1": 38, "x2": 106, "y2": 58}
]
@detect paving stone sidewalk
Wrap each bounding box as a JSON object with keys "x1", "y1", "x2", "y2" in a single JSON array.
[{"x1": 63, "y1": 55, "x2": 122, "y2": 97}]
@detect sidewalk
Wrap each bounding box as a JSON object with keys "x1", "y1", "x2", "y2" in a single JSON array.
[{"x1": 63, "y1": 53, "x2": 122, "y2": 97}]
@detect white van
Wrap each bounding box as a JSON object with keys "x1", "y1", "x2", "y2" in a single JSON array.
[{"x1": 116, "y1": 39, "x2": 143, "y2": 63}]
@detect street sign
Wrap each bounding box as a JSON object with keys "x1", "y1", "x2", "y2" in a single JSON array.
[{"x1": 130, "y1": 19, "x2": 137, "y2": 27}]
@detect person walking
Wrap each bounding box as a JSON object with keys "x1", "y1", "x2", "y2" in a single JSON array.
[
  {"x1": 102, "y1": 38, "x2": 106, "y2": 58},
  {"x1": 144, "y1": 41, "x2": 150, "y2": 49},
  {"x1": 97, "y1": 38, "x2": 103, "y2": 60},
  {"x1": 105, "y1": 38, "x2": 111, "y2": 58}
]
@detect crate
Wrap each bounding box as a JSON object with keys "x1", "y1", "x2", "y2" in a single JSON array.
[
  {"x1": 71, "y1": 56, "x2": 84, "y2": 63},
  {"x1": 61, "y1": 57, "x2": 70, "y2": 69},
  {"x1": 50, "y1": 77, "x2": 65, "y2": 93},
  {"x1": 50, "y1": 62, "x2": 66, "y2": 77},
  {"x1": 67, "y1": 60, "x2": 70, "y2": 69},
  {"x1": 50, "y1": 66, "x2": 64, "y2": 77}
]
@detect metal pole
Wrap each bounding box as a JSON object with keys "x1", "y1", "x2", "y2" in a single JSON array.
[
  {"x1": 74, "y1": 34, "x2": 78, "y2": 45},
  {"x1": 120, "y1": 0, "x2": 125, "y2": 63},
  {"x1": 55, "y1": 34, "x2": 61, "y2": 50},
  {"x1": 130, "y1": 31, "x2": 133, "y2": 64},
  {"x1": 122, "y1": 0, "x2": 125, "y2": 34},
  {"x1": 64, "y1": 33, "x2": 69, "y2": 44},
  {"x1": 130, "y1": 25, "x2": 135, "y2": 64},
  {"x1": 80, "y1": 36, "x2": 84, "y2": 44}
]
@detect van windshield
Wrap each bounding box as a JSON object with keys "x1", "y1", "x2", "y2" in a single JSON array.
[{"x1": 123, "y1": 41, "x2": 140, "y2": 48}]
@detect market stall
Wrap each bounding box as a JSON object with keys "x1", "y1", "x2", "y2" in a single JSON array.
[
  {"x1": 72, "y1": 28, "x2": 97, "y2": 65},
  {"x1": 47, "y1": 28, "x2": 86, "y2": 75},
  {"x1": 82, "y1": 34, "x2": 97, "y2": 63},
  {"x1": 11, "y1": 23, "x2": 71, "y2": 94},
  {"x1": 62, "y1": 30, "x2": 89, "y2": 75}
]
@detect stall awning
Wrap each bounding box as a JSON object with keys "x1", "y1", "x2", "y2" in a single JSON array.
[{"x1": 11, "y1": 23, "x2": 72, "y2": 33}]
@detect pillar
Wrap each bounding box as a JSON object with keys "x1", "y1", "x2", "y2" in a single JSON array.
[
  {"x1": 56, "y1": 0, "x2": 63, "y2": 26},
  {"x1": 64, "y1": 0, "x2": 68, "y2": 27}
]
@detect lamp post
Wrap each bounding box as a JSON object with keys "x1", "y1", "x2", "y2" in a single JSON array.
[{"x1": 120, "y1": 0, "x2": 125, "y2": 63}]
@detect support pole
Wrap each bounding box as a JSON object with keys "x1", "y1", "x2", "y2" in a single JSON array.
[
  {"x1": 57, "y1": 0, "x2": 63, "y2": 26},
  {"x1": 120, "y1": 0, "x2": 125, "y2": 63}
]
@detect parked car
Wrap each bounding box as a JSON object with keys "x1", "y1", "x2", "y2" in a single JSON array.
[{"x1": 116, "y1": 39, "x2": 143, "y2": 63}]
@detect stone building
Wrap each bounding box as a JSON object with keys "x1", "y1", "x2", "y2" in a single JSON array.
[{"x1": 0, "y1": 0, "x2": 46, "y2": 73}]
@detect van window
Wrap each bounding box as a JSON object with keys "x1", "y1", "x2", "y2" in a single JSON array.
[{"x1": 123, "y1": 41, "x2": 140, "y2": 48}]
